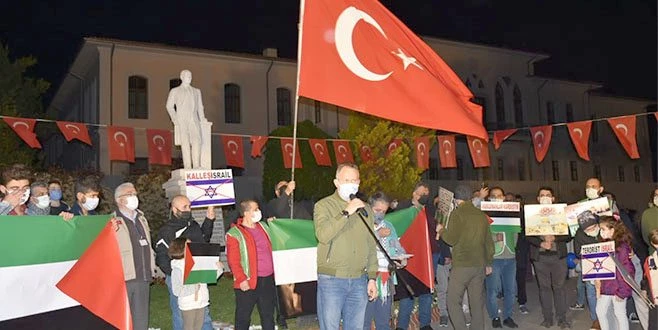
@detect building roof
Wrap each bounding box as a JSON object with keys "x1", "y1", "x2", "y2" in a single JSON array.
[{"x1": 422, "y1": 35, "x2": 551, "y2": 62}]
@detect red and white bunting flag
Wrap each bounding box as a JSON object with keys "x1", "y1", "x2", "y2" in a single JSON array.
[
  {"x1": 437, "y1": 135, "x2": 457, "y2": 168},
  {"x1": 107, "y1": 126, "x2": 135, "y2": 163},
  {"x1": 466, "y1": 136, "x2": 490, "y2": 168},
  {"x1": 146, "y1": 129, "x2": 172, "y2": 165},
  {"x1": 566, "y1": 121, "x2": 592, "y2": 161},
  {"x1": 56, "y1": 121, "x2": 92, "y2": 145},
  {"x1": 308, "y1": 139, "x2": 332, "y2": 166},
  {"x1": 332, "y1": 140, "x2": 354, "y2": 164},
  {"x1": 493, "y1": 129, "x2": 517, "y2": 150},
  {"x1": 2, "y1": 117, "x2": 41, "y2": 149},
  {"x1": 221, "y1": 135, "x2": 245, "y2": 168},
  {"x1": 608, "y1": 116, "x2": 639, "y2": 159},
  {"x1": 385, "y1": 139, "x2": 403, "y2": 157},
  {"x1": 250, "y1": 136, "x2": 268, "y2": 158},
  {"x1": 359, "y1": 145, "x2": 373, "y2": 163},
  {"x1": 414, "y1": 136, "x2": 430, "y2": 170},
  {"x1": 280, "y1": 138, "x2": 302, "y2": 169},
  {"x1": 529, "y1": 126, "x2": 553, "y2": 163}
]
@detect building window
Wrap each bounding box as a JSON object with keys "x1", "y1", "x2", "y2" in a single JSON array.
[
  {"x1": 546, "y1": 101, "x2": 555, "y2": 124},
  {"x1": 457, "y1": 158, "x2": 464, "y2": 180},
  {"x1": 634, "y1": 165, "x2": 641, "y2": 182},
  {"x1": 130, "y1": 157, "x2": 149, "y2": 175},
  {"x1": 482, "y1": 167, "x2": 490, "y2": 181},
  {"x1": 472, "y1": 96, "x2": 488, "y2": 129},
  {"x1": 591, "y1": 115, "x2": 599, "y2": 142},
  {"x1": 495, "y1": 82, "x2": 505, "y2": 128},
  {"x1": 169, "y1": 78, "x2": 181, "y2": 90},
  {"x1": 570, "y1": 161, "x2": 578, "y2": 181},
  {"x1": 566, "y1": 103, "x2": 574, "y2": 123},
  {"x1": 513, "y1": 84, "x2": 523, "y2": 127},
  {"x1": 277, "y1": 87, "x2": 292, "y2": 126},
  {"x1": 128, "y1": 76, "x2": 148, "y2": 119},
  {"x1": 552, "y1": 160, "x2": 560, "y2": 181},
  {"x1": 618, "y1": 166, "x2": 625, "y2": 182},
  {"x1": 429, "y1": 158, "x2": 439, "y2": 180},
  {"x1": 518, "y1": 159, "x2": 526, "y2": 181},
  {"x1": 594, "y1": 164, "x2": 602, "y2": 179},
  {"x1": 224, "y1": 83, "x2": 241, "y2": 124},
  {"x1": 496, "y1": 158, "x2": 504, "y2": 180},
  {"x1": 314, "y1": 100, "x2": 322, "y2": 124}
]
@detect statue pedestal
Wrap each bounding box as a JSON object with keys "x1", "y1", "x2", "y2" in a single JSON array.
[{"x1": 162, "y1": 169, "x2": 188, "y2": 201}]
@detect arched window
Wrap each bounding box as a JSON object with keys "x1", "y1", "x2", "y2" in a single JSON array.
[
  {"x1": 495, "y1": 82, "x2": 505, "y2": 126},
  {"x1": 513, "y1": 84, "x2": 523, "y2": 126},
  {"x1": 224, "y1": 83, "x2": 241, "y2": 124},
  {"x1": 128, "y1": 76, "x2": 148, "y2": 119},
  {"x1": 277, "y1": 87, "x2": 292, "y2": 126}
]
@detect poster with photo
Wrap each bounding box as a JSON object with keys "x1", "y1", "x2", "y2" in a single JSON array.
[
  {"x1": 524, "y1": 203, "x2": 569, "y2": 236},
  {"x1": 565, "y1": 197, "x2": 611, "y2": 236}
]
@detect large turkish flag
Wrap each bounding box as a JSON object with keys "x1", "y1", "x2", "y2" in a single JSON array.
[
  {"x1": 298, "y1": 0, "x2": 487, "y2": 140},
  {"x1": 608, "y1": 116, "x2": 639, "y2": 159}
]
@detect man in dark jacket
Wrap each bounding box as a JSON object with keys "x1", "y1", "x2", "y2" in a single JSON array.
[
  {"x1": 265, "y1": 180, "x2": 312, "y2": 220},
  {"x1": 526, "y1": 187, "x2": 572, "y2": 329},
  {"x1": 154, "y1": 195, "x2": 215, "y2": 330}
]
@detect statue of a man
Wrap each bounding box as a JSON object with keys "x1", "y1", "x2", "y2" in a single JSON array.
[{"x1": 166, "y1": 70, "x2": 209, "y2": 169}]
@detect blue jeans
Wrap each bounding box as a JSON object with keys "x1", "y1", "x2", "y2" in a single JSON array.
[
  {"x1": 398, "y1": 293, "x2": 433, "y2": 329},
  {"x1": 485, "y1": 258, "x2": 517, "y2": 320},
  {"x1": 165, "y1": 275, "x2": 214, "y2": 330},
  {"x1": 363, "y1": 296, "x2": 392, "y2": 330},
  {"x1": 585, "y1": 281, "x2": 597, "y2": 321},
  {"x1": 317, "y1": 274, "x2": 368, "y2": 330},
  {"x1": 576, "y1": 272, "x2": 586, "y2": 305}
]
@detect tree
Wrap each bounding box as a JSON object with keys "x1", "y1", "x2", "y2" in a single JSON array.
[
  {"x1": 0, "y1": 44, "x2": 50, "y2": 166},
  {"x1": 339, "y1": 113, "x2": 432, "y2": 200}
]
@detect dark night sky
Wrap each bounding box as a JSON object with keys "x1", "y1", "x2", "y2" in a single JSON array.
[{"x1": 1, "y1": 0, "x2": 656, "y2": 106}]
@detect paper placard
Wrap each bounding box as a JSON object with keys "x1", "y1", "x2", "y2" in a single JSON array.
[
  {"x1": 185, "y1": 169, "x2": 236, "y2": 208},
  {"x1": 565, "y1": 197, "x2": 611, "y2": 235},
  {"x1": 581, "y1": 241, "x2": 616, "y2": 281},
  {"x1": 524, "y1": 204, "x2": 569, "y2": 236}
]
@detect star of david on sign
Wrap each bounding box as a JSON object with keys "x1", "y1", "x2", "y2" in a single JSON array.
[
  {"x1": 593, "y1": 259, "x2": 603, "y2": 272},
  {"x1": 204, "y1": 186, "x2": 218, "y2": 198}
]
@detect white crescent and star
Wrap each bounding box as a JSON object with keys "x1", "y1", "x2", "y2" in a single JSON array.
[
  {"x1": 113, "y1": 131, "x2": 128, "y2": 147},
  {"x1": 335, "y1": 6, "x2": 422, "y2": 83},
  {"x1": 417, "y1": 142, "x2": 426, "y2": 156},
  {"x1": 361, "y1": 146, "x2": 372, "y2": 158},
  {"x1": 534, "y1": 131, "x2": 545, "y2": 148},
  {"x1": 65, "y1": 124, "x2": 80, "y2": 134},
  {"x1": 573, "y1": 128, "x2": 583, "y2": 139},
  {"x1": 284, "y1": 143, "x2": 294, "y2": 156},
  {"x1": 227, "y1": 140, "x2": 239, "y2": 155},
  {"x1": 615, "y1": 124, "x2": 629, "y2": 136},
  {"x1": 153, "y1": 135, "x2": 165, "y2": 151},
  {"x1": 12, "y1": 122, "x2": 30, "y2": 130},
  {"x1": 388, "y1": 142, "x2": 398, "y2": 151},
  {"x1": 442, "y1": 140, "x2": 452, "y2": 154},
  {"x1": 337, "y1": 144, "x2": 348, "y2": 156},
  {"x1": 314, "y1": 143, "x2": 325, "y2": 155}
]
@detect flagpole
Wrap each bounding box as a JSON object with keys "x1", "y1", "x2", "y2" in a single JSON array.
[{"x1": 290, "y1": 0, "x2": 306, "y2": 219}]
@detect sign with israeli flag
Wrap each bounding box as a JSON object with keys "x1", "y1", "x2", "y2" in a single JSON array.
[
  {"x1": 184, "y1": 169, "x2": 235, "y2": 208},
  {"x1": 581, "y1": 241, "x2": 616, "y2": 281}
]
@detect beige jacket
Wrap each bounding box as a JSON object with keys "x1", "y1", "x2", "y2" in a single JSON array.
[{"x1": 112, "y1": 210, "x2": 156, "y2": 281}]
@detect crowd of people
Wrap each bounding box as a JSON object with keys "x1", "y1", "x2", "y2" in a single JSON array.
[{"x1": 2, "y1": 161, "x2": 658, "y2": 330}]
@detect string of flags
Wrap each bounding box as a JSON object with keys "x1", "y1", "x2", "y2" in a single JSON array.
[{"x1": 1, "y1": 112, "x2": 656, "y2": 169}]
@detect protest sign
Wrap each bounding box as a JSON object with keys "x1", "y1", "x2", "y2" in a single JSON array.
[
  {"x1": 565, "y1": 197, "x2": 611, "y2": 236},
  {"x1": 581, "y1": 241, "x2": 616, "y2": 281},
  {"x1": 524, "y1": 203, "x2": 569, "y2": 236}
]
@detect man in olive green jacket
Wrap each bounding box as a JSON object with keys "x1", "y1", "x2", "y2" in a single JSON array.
[
  {"x1": 314, "y1": 163, "x2": 378, "y2": 330},
  {"x1": 438, "y1": 184, "x2": 495, "y2": 330}
]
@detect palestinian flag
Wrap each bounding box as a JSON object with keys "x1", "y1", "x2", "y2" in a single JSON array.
[
  {"x1": 388, "y1": 207, "x2": 434, "y2": 290},
  {"x1": 184, "y1": 243, "x2": 223, "y2": 284},
  {"x1": 266, "y1": 219, "x2": 318, "y2": 285},
  {"x1": 0, "y1": 215, "x2": 131, "y2": 330},
  {"x1": 480, "y1": 201, "x2": 522, "y2": 256}
]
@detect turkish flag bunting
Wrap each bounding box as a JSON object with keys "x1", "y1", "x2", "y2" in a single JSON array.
[
  {"x1": 308, "y1": 139, "x2": 332, "y2": 166},
  {"x1": 2, "y1": 117, "x2": 41, "y2": 148},
  {"x1": 493, "y1": 129, "x2": 517, "y2": 150},
  {"x1": 221, "y1": 135, "x2": 245, "y2": 168},
  {"x1": 466, "y1": 136, "x2": 490, "y2": 168},
  {"x1": 608, "y1": 116, "x2": 639, "y2": 159},
  {"x1": 529, "y1": 126, "x2": 553, "y2": 163},
  {"x1": 437, "y1": 135, "x2": 457, "y2": 168},
  {"x1": 250, "y1": 135, "x2": 268, "y2": 158},
  {"x1": 146, "y1": 129, "x2": 172, "y2": 165},
  {"x1": 359, "y1": 145, "x2": 373, "y2": 163},
  {"x1": 654, "y1": 113, "x2": 658, "y2": 121},
  {"x1": 332, "y1": 140, "x2": 354, "y2": 164},
  {"x1": 414, "y1": 136, "x2": 430, "y2": 170},
  {"x1": 298, "y1": 0, "x2": 487, "y2": 140},
  {"x1": 107, "y1": 126, "x2": 135, "y2": 163},
  {"x1": 56, "y1": 121, "x2": 92, "y2": 145},
  {"x1": 566, "y1": 121, "x2": 592, "y2": 161},
  {"x1": 385, "y1": 139, "x2": 403, "y2": 157},
  {"x1": 280, "y1": 138, "x2": 302, "y2": 169}
]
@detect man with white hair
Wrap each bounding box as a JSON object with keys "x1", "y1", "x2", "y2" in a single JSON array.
[{"x1": 112, "y1": 182, "x2": 155, "y2": 330}]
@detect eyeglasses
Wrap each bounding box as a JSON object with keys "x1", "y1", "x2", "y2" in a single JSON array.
[
  {"x1": 335, "y1": 178, "x2": 360, "y2": 184},
  {"x1": 120, "y1": 192, "x2": 138, "y2": 198}
]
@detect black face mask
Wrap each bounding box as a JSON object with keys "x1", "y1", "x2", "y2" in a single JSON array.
[
  {"x1": 174, "y1": 209, "x2": 192, "y2": 221},
  {"x1": 278, "y1": 185, "x2": 288, "y2": 197},
  {"x1": 418, "y1": 195, "x2": 430, "y2": 206}
]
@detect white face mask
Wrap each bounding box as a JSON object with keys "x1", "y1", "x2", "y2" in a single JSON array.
[
  {"x1": 337, "y1": 183, "x2": 359, "y2": 201},
  {"x1": 125, "y1": 196, "x2": 139, "y2": 210},
  {"x1": 586, "y1": 188, "x2": 599, "y2": 200},
  {"x1": 600, "y1": 229, "x2": 612, "y2": 240},
  {"x1": 36, "y1": 195, "x2": 51, "y2": 209},
  {"x1": 83, "y1": 197, "x2": 100, "y2": 211},
  {"x1": 489, "y1": 198, "x2": 504, "y2": 202},
  {"x1": 539, "y1": 196, "x2": 553, "y2": 205},
  {"x1": 653, "y1": 196, "x2": 658, "y2": 207},
  {"x1": 18, "y1": 189, "x2": 30, "y2": 205},
  {"x1": 251, "y1": 210, "x2": 262, "y2": 222},
  {"x1": 585, "y1": 227, "x2": 600, "y2": 238}
]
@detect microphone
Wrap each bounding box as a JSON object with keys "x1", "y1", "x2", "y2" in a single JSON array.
[{"x1": 349, "y1": 193, "x2": 368, "y2": 217}]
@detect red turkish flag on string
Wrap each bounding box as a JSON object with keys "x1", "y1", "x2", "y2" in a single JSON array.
[
  {"x1": 529, "y1": 126, "x2": 553, "y2": 163},
  {"x1": 608, "y1": 116, "x2": 640, "y2": 159},
  {"x1": 107, "y1": 126, "x2": 135, "y2": 163},
  {"x1": 332, "y1": 140, "x2": 354, "y2": 164},
  {"x1": 280, "y1": 138, "x2": 302, "y2": 169},
  {"x1": 566, "y1": 121, "x2": 592, "y2": 161},
  {"x1": 146, "y1": 129, "x2": 172, "y2": 165},
  {"x1": 385, "y1": 139, "x2": 403, "y2": 157},
  {"x1": 414, "y1": 137, "x2": 430, "y2": 170},
  {"x1": 493, "y1": 129, "x2": 517, "y2": 150},
  {"x1": 359, "y1": 145, "x2": 373, "y2": 163},
  {"x1": 56, "y1": 121, "x2": 92, "y2": 145},
  {"x1": 437, "y1": 135, "x2": 457, "y2": 168},
  {"x1": 221, "y1": 135, "x2": 245, "y2": 168},
  {"x1": 2, "y1": 117, "x2": 41, "y2": 148},
  {"x1": 250, "y1": 136, "x2": 268, "y2": 158},
  {"x1": 466, "y1": 136, "x2": 490, "y2": 168},
  {"x1": 654, "y1": 113, "x2": 658, "y2": 121},
  {"x1": 309, "y1": 139, "x2": 332, "y2": 166},
  {"x1": 298, "y1": 0, "x2": 487, "y2": 140}
]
